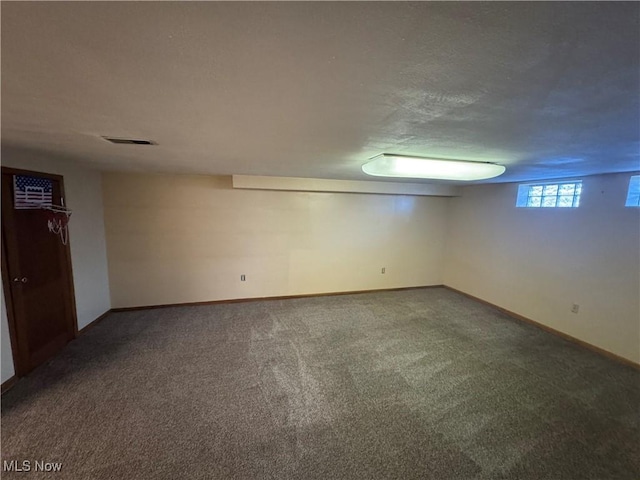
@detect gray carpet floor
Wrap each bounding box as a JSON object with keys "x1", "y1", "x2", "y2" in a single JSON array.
[{"x1": 1, "y1": 287, "x2": 639, "y2": 479}]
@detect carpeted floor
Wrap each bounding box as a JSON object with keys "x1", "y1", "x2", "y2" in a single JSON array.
[{"x1": 1, "y1": 287, "x2": 639, "y2": 479}]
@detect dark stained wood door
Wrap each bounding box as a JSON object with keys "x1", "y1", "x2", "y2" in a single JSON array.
[{"x1": 1, "y1": 167, "x2": 77, "y2": 376}]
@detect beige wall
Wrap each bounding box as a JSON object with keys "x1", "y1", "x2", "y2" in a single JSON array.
[
  {"x1": 102, "y1": 173, "x2": 449, "y2": 308},
  {"x1": 1, "y1": 165, "x2": 637, "y2": 381},
  {"x1": 1, "y1": 149, "x2": 111, "y2": 382},
  {"x1": 444, "y1": 172, "x2": 640, "y2": 363}
]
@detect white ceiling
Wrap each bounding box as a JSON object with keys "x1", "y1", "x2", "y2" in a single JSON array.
[{"x1": 2, "y1": 2, "x2": 639, "y2": 184}]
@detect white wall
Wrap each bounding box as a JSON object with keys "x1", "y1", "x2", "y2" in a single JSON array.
[
  {"x1": 444, "y1": 172, "x2": 640, "y2": 363},
  {"x1": 103, "y1": 173, "x2": 449, "y2": 308},
  {"x1": 1, "y1": 148, "x2": 111, "y2": 382}
]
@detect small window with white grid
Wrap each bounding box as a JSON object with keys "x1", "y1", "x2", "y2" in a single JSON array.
[{"x1": 516, "y1": 181, "x2": 582, "y2": 208}]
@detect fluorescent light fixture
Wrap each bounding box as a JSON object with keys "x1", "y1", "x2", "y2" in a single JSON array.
[{"x1": 362, "y1": 154, "x2": 506, "y2": 181}]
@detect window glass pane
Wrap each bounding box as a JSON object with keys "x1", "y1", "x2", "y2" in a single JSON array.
[
  {"x1": 542, "y1": 196, "x2": 557, "y2": 207},
  {"x1": 529, "y1": 185, "x2": 543, "y2": 196},
  {"x1": 559, "y1": 184, "x2": 575, "y2": 196},
  {"x1": 627, "y1": 194, "x2": 640, "y2": 207},
  {"x1": 527, "y1": 196, "x2": 542, "y2": 207},
  {"x1": 557, "y1": 196, "x2": 574, "y2": 207},
  {"x1": 625, "y1": 176, "x2": 640, "y2": 207},
  {"x1": 516, "y1": 180, "x2": 581, "y2": 208},
  {"x1": 516, "y1": 184, "x2": 530, "y2": 207}
]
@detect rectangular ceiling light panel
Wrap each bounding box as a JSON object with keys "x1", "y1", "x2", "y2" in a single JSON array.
[{"x1": 362, "y1": 154, "x2": 506, "y2": 181}]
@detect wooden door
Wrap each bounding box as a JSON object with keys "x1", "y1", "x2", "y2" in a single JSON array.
[{"x1": 1, "y1": 167, "x2": 77, "y2": 376}]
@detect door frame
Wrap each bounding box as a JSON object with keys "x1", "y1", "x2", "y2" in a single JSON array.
[{"x1": 1, "y1": 166, "x2": 78, "y2": 377}]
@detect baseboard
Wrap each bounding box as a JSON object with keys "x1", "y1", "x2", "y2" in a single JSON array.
[
  {"x1": 444, "y1": 285, "x2": 640, "y2": 370},
  {"x1": 1, "y1": 375, "x2": 17, "y2": 394},
  {"x1": 111, "y1": 285, "x2": 444, "y2": 312},
  {"x1": 77, "y1": 309, "x2": 112, "y2": 335}
]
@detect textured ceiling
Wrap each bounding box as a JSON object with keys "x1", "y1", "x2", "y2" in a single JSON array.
[{"x1": 2, "y1": 2, "x2": 639, "y2": 184}]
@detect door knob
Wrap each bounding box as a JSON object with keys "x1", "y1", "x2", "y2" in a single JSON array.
[{"x1": 13, "y1": 277, "x2": 27, "y2": 283}]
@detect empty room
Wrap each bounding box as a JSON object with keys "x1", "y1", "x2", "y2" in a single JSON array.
[{"x1": 1, "y1": 2, "x2": 639, "y2": 479}]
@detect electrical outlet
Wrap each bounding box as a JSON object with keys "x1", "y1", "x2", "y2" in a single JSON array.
[
  {"x1": 571, "y1": 304, "x2": 579, "y2": 314},
  {"x1": 241, "y1": 275, "x2": 246, "y2": 281},
  {"x1": 381, "y1": 267, "x2": 386, "y2": 274}
]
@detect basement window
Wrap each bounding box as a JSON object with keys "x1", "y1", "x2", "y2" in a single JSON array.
[
  {"x1": 625, "y1": 175, "x2": 640, "y2": 207},
  {"x1": 516, "y1": 181, "x2": 582, "y2": 208}
]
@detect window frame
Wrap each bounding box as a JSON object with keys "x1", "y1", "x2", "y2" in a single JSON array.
[{"x1": 516, "y1": 180, "x2": 583, "y2": 209}]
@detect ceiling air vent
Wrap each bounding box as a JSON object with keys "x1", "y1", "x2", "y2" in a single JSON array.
[{"x1": 102, "y1": 137, "x2": 156, "y2": 145}]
